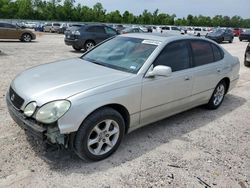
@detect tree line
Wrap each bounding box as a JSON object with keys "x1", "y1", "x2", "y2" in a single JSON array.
[{"x1": 0, "y1": 0, "x2": 250, "y2": 28}]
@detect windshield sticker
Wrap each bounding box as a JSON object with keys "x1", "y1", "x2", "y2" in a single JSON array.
[
  {"x1": 130, "y1": 65, "x2": 137, "y2": 70},
  {"x1": 142, "y1": 40, "x2": 161, "y2": 46}
]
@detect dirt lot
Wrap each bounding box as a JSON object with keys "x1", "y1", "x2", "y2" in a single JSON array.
[{"x1": 0, "y1": 34, "x2": 249, "y2": 188}]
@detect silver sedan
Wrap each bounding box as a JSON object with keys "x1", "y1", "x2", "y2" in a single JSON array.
[{"x1": 7, "y1": 33, "x2": 240, "y2": 161}]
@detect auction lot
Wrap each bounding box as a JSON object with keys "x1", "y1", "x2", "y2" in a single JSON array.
[{"x1": 0, "y1": 33, "x2": 249, "y2": 187}]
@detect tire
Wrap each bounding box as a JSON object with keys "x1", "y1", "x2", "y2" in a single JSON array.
[
  {"x1": 72, "y1": 45, "x2": 82, "y2": 51},
  {"x1": 244, "y1": 59, "x2": 250, "y2": 67},
  {"x1": 206, "y1": 81, "x2": 226, "y2": 110},
  {"x1": 74, "y1": 107, "x2": 125, "y2": 161},
  {"x1": 84, "y1": 40, "x2": 95, "y2": 51},
  {"x1": 197, "y1": 33, "x2": 201, "y2": 37},
  {"x1": 21, "y1": 33, "x2": 32, "y2": 42},
  {"x1": 229, "y1": 39, "x2": 233, "y2": 43}
]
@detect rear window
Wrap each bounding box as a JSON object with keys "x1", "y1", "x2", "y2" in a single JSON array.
[
  {"x1": 53, "y1": 23, "x2": 60, "y2": 26},
  {"x1": 190, "y1": 40, "x2": 214, "y2": 66}
]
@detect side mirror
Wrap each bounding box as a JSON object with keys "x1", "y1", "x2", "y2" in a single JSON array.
[{"x1": 146, "y1": 65, "x2": 172, "y2": 78}]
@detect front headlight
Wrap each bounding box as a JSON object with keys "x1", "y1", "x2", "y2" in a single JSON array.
[
  {"x1": 73, "y1": 30, "x2": 80, "y2": 35},
  {"x1": 24, "y1": 102, "x2": 37, "y2": 117},
  {"x1": 35, "y1": 100, "x2": 71, "y2": 124}
]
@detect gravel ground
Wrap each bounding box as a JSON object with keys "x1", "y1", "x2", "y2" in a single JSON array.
[{"x1": 0, "y1": 34, "x2": 249, "y2": 188}]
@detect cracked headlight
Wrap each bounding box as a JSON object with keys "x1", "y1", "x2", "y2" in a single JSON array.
[
  {"x1": 24, "y1": 102, "x2": 37, "y2": 117},
  {"x1": 35, "y1": 100, "x2": 71, "y2": 124}
]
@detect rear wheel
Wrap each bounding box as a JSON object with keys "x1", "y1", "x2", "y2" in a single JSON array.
[
  {"x1": 206, "y1": 81, "x2": 226, "y2": 110},
  {"x1": 244, "y1": 58, "x2": 250, "y2": 67},
  {"x1": 74, "y1": 107, "x2": 125, "y2": 161},
  {"x1": 21, "y1": 33, "x2": 32, "y2": 42},
  {"x1": 84, "y1": 40, "x2": 95, "y2": 51}
]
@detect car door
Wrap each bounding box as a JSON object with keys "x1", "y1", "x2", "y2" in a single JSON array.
[
  {"x1": 140, "y1": 40, "x2": 194, "y2": 125},
  {"x1": 0, "y1": 23, "x2": 5, "y2": 39},
  {"x1": 188, "y1": 40, "x2": 225, "y2": 104},
  {"x1": 3, "y1": 23, "x2": 20, "y2": 39},
  {"x1": 224, "y1": 29, "x2": 233, "y2": 41},
  {"x1": 89, "y1": 26, "x2": 108, "y2": 43}
]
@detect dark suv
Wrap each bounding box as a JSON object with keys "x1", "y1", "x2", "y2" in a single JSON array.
[
  {"x1": 64, "y1": 24, "x2": 118, "y2": 51},
  {"x1": 206, "y1": 28, "x2": 234, "y2": 43}
]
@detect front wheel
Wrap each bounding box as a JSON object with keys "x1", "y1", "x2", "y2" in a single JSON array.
[
  {"x1": 21, "y1": 33, "x2": 32, "y2": 42},
  {"x1": 74, "y1": 107, "x2": 125, "y2": 161},
  {"x1": 206, "y1": 81, "x2": 226, "y2": 110},
  {"x1": 72, "y1": 45, "x2": 82, "y2": 51}
]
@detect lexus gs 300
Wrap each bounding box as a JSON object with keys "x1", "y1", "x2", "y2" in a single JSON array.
[{"x1": 7, "y1": 33, "x2": 240, "y2": 161}]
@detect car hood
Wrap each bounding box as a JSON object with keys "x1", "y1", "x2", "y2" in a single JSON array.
[{"x1": 11, "y1": 58, "x2": 132, "y2": 105}]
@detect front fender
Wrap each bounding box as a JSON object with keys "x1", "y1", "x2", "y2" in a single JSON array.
[{"x1": 57, "y1": 84, "x2": 141, "y2": 134}]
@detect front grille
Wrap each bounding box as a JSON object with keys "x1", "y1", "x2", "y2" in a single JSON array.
[{"x1": 9, "y1": 87, "x2": 24, "y2": 109}]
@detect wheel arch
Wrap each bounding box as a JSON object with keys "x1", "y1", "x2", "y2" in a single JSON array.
[
  {"x1": 80, "y1": 103, "x2": 130, "y2": 134},
  {"x1": 220, "y1": 77, "x2": 230, "y2": 94},
  {"x1": 85, "y1": 39, "x2": 96, "y2": 45}
]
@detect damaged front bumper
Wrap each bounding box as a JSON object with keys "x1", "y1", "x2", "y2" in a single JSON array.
[{"x1": 6, "y1": 95, "x2": 68, "y2": 147}]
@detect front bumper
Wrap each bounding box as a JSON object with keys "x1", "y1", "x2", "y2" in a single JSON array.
[
  {"x1": 6, "y1": 95, "x2": 46, "y2": 139},
  {"x1": 7, "y1": 94, "x2": 68, "y2": 146}
]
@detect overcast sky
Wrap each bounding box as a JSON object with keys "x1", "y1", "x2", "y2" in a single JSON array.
[{"x1": 78, "y1": 0, "x2": 250, "y2": 19}]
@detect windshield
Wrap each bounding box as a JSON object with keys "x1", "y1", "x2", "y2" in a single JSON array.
[{"x1": 81, "y1": 37, "x2": 158, "y2": 73}]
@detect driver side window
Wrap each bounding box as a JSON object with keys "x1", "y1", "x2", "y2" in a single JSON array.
[{"x1": 153, "y1": 41, "x2": 190, "y2": 72}]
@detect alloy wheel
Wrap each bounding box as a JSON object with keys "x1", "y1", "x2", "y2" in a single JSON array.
[
  {"x1": 213, "y1": 84, "x2": 225, "y2": 106},
  {"x1": 87, "y1": 119, "x2": 120, "y2": 156},
  {"x1": 23, "y1": 34, "x2": 31, "y2": 42},
  {"x1": 86, "y1": 42, "x2": 94, "y2": 50}
]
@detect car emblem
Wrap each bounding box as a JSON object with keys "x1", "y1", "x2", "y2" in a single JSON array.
[{"x1": 11, "y1": 94, "x2": 15, "y2": 101}]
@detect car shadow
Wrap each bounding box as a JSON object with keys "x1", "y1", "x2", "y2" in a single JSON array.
[
  {"x1": 0, "y1": 40, "x2": 38, "y2": 43},
  {"x1": 26, "y1": 94, "x2": 246, "y2": 175},
  {"x1": 69, "y1": 50, "x2": 86, "y2": 54}
]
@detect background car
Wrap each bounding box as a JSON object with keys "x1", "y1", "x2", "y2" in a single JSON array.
[
  {"x1": 0, "y1": 22, "x2": 36, "y2": 42},
  {"x1": 34, "y1": 23, "x2": 45, "y2": 32},
  {"x1": 24, "y1": 22, "x2": 37, "y2": 29},
  {"x1": 206, "y1": 28, "x2": 234, "y2": 43},
  {"x1": 114, "y1": 24, "x2": 125, "y2": 33},
  {"x1": 187, "y1": 27, "x2": 209, "y2": 37},
  {"x1": 44, "y1": 23, "x2": 61, "y2": 32},
  {"x1": 120, "y1": 27, "x2": 145, "y2": 34},
  {"x1": 160, "y1": 26, "x2": 182, "y2": 35},
  {"x1": 64, "y1": 24, "x2": 118, "y2": 51},
  {"x1": 233, "y1": 28, "x2": 243, "y2": 36},
  {"x1": 244, "y1": 43, "x2": 250, "y2": 67},
  {"x1": 239, "y1": 29, "x2": 250, "y2": 42}
]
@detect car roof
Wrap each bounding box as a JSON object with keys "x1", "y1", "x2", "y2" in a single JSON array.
[{"x1": 119, "y1": 33, "x2": 196, "y2": 43}]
